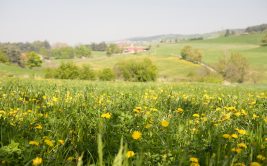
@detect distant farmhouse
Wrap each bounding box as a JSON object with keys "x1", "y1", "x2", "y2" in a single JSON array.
[{"x1": 117, "y1": 42, "x2": 150, "y2": 54}]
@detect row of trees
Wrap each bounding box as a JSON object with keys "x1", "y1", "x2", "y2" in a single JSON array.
[
  {"x1": 45, "y1": 58, "x2": 157, "y2": 82},
  {"x1": 0, "y1": 41, "x2": 124, "y2": 66}
]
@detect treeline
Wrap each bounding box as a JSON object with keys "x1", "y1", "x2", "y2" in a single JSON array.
[
  {"x1": 0, "y1": 41, "x2": 123, "y2": 66},
  {"x1": 45, "y1": 58, "x2": 157, "y2": 82},
  {"x1": 245, "y1": 24, "x2": 267, "y2": 33}
]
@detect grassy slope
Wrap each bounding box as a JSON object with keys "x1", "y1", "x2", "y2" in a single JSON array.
[
  {"x1": 149, "y1": 32, "x2": 267, "y2": 82},
  {"x1": 0, "y1": 63, "x2": 44, "y2": 78},
  {"x1": 44, "y1": 54, "x2": 201, "y2": 81},
  {"x1": 1, "y1": 32, "x2": 266, "y2": 82}
]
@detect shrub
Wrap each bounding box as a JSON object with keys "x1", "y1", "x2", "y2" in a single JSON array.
[
  {"x1": 79, "y1": 65, "x2": 96, "y2": 80},
  {"x1": 0, "y1": 50, "x2": 9, "y2": 63},
  {"x1": 217, "y1": 53, "x2": 249, "y2": 83},
  {"x1": 180, "y1": 46, "x2": 202, "y2": 63},
  {"x1": 261, "y1": 34, "x2": 267, "y2": 46},
  {"x1": 114, "y1": 58, "x2": 157, "y2": 82},
  {"x1": 54, "y1": 62, "x2": 79, "y2": 79},
  {"x1": 98, "y1": 68, "x2": 115, "y2": 81}
]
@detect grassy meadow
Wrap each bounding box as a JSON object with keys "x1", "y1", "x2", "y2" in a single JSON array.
[
  {"x1": 0, "y1": 78, "x2": 266, "y2": 165},
  {"x1": 0, "y1": 32, "x2": 267, "y2": 166}
]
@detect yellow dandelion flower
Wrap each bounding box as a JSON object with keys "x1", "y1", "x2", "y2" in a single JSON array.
[
  {"x1": 190, "y1": 157, "x2": 199, "y2": 163},
  {"x1": 126, "y1": 150, "x2": 135, "y2": 158},
  {"x1": 257, "y1": 154, "x2": 266, "y2": 161},
  {"x1": 34, "y1": 124, "x2": 42, "y2": 130},
  {"x1": 67, "y1": 156, "x2": 74, "y2": 161},
  {"x1": 32, "y1": 157, "x2": 42, "y2": 166},
  {"x1": 101, "y1": 112, "x2": 111, "y2": 119},
  {"x1": 223, "y1": 134, "x2": 231, "y2": 139},
  {"x1": 176, "y1": 108, "x2": 184, "y2": 113},
  {"x1": 29, "y1": 141, "x2": 39, "y2": 146},
  {"x1": 133, "y1": 107, "x2": 141, "y2": 113},
  {"x1": 192, "y1": 114, "x2": 200, "y2": 118},
  {"x1": 58, "y1": 139, "x2": 64, "y2": 145},
  {"x1": 250, "y1": 162, "x2": 261, "y2": 166},
  {"x1": 236, "y1": 129, "x2": 247, "y2": 135},
  {"x1": 161, "y1": 120, "x2": 169, "y2": 127},
  {"x1": 190, "y1": 163, "x2": 200, "y2": 166},
  {"x1": 231, "y1": 134, "x2": 238, "y2": 139},
  {"x1": 44, "y1": 139, "x2": 53, "y2": 147},
  {"x1": 132, "y1": 131, "x2": 142, "y2": 140},
  {"x1": 52, "y1": 97, "x2": 58, "y2": 102},
  {"x1": 253, "y1": 114, "x2": 259, "y2": 119},
  {"x1": 231, "y1": 148, "x2": 242, "y2": 153},
  {"x1": 237, "y1": 143, "x2": 247, "y2": 149}
]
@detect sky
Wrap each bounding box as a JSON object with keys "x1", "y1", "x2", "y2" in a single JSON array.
[{"x1": 0, "y1": 0, "x2": 267, "y2": 44}]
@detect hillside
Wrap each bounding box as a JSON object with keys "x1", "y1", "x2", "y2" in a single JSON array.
[{"x1": 1, "y1": 28, "x2": 267, "y2": 83}]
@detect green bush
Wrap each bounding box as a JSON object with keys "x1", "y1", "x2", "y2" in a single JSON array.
[
  {"x1": 79, "y1": 65, "x2": 96, "y2": 80},
  {"x1": 54, "y1": 62, "x2": 79, "y2": 79},
  {"x1": 114, "y1": 58, "x2": 157, "y2": 82},
  {"x1": 0, "y1": 50, "x2": 9, "y2": 63},
  {"x1": 45, "y1": 63, "x2": 96, "y2": 80},
  {"x1": 98, "y1": 68, "x2": 115, "y2": 81}
]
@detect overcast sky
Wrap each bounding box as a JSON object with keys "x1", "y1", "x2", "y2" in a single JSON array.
[{"x1": 0, "y1": 0, "x2": 267, "y2": 44}]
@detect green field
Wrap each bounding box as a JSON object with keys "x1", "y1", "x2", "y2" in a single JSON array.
[
  {"x1": 1, "y1": 32, "x2": 267, "y2": 83},
  {"x1": 0, "y1": 78, "x2": 266, "y2": 165}
]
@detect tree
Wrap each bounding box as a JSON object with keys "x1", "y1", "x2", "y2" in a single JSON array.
[
  {"x1": 24, "y1": 51, "x2": 42, "y2": 68},
  {"x1": 106, "y1": 44, "x2": 122, "y2": 56},
  {"x1": 98, "y1": 68, "x2": 115, "y2": 81},
  {"x1": 54, "y1": 62, "x2": 79, "y2": 79},
  {"x1": 261, "y1": 34, "x2": 267, "y2": 46},
  {"x1": 0, "y1": 50, "x2": 9, "y2": 63},
  {"x1": 78, "y1": 65, "x2": 96, "y2": 80},
  {"x1": 224, "y1": 29, "x2": 231, "y2": 37},
  {"x1": 180, "y1": 46, "x2": 202, "y2": 63},
  {"x1": 51, "y1": 46, "x2": 75, "y2": 59},
  {"x1": 114, "y1": 58, "x2": 157, "y2": 82},
  {"x1": 74, "y1": 45, "x2": 91, "y2": 58},
  {"x1": 217, "y1": 53, "x2": 249, "y2": 83}
]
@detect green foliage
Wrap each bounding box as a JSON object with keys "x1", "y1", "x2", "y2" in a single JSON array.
[
  {"x1": 0, "y1": 141, "x2": 23, "y2": 165},
  {"x1": 54, "y1": 62, "x2": 79, "y2": 79},
  {"x1": 224, "y1": 29, "x2": 231, "y2": 37},
  {"x1": 106, "y1": 44, "x2": 122, "y2": 56},
  {"x1": 50, "y1": 46, "x2": 75, "y2": 59},
  {"x1": 245, "y1": 24, "x2": 267, "y2": 33},
  {"x1": 217, "y1": 53, "x2": 249, "y2": 83},
  {"x1": 180, "y1": 46, "x2": 202, "y2": 63},
  {"x1": 90, "y1": 42, "x2": 107, "y2": 51},
  {"x1": 79, "y1": 65, "x2": 96, "y2": 80},
  {"x1": 45, "y1": 63, "x2": 96, "y2": 80},
  {"x1": 74, "y1": 45, "x2": 92, "y2": 58},
  {"x1": 261, "y1": 34, "x2": 267, "y2": 46},
  {"x1": 114, "y1": 58, "x2": 157, "y2": 82},
  {"x1": 24, "y1": 51, "x2": 42, "y2": 69},
  {"x1": 0, "y1": 79, "x2": 266, "y2": 165},
  {"x1": 98, "y1": 68, "x2": 115, "y2": 81},
  {"x1": 0, "y1": 50, "x2": 9, "y2": 63}
]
